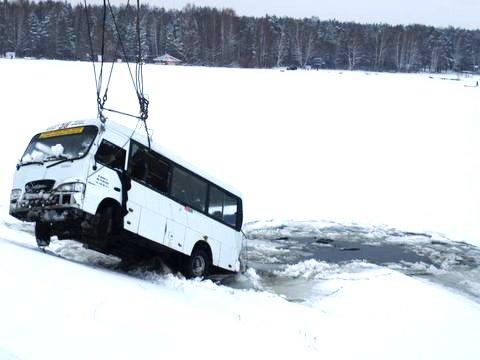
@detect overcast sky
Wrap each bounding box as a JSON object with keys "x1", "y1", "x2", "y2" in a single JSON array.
[{"x1": 89, "y1": 0, "x2": 480, "y2": 29}]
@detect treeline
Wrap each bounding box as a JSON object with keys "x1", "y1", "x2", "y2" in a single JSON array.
[{"x1": 1, "y1": 0, "x2": 480, "y2": 72}]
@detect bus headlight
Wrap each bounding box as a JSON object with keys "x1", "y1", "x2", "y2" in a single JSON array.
[
  {"x1": 55, "y1": 182, "x2": 85, "y2": 193},
  {"x1": 10, "y1": 188, "x2": 22, "y2": 202}
]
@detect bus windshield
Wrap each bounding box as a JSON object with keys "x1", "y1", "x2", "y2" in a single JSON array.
[{"x1": 21, "y1": 126, "x2": 98, "y2": 164}]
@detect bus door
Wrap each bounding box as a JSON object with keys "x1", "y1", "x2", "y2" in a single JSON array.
[
  {"x1": 87, "y1": 134, "x2": 135, "y2": 231},
  {"x1": 124, "y1": 180, "x2": 143, "y2": 234},
  {"x1": 127, "y1": 141, "x2": 169, "y2": 243}
]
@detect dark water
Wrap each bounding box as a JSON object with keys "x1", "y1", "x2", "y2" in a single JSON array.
[
  {"x1": 252, "y1": 237, "x2": 431, "y2": 267},
  {"x1": 244, "y1": 223, "x2": 480, "y2": 303}
]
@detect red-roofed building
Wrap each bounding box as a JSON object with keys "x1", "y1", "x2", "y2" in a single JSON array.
[{"x1": 153, "y1": 53, "x2": 182, "y2": 65}]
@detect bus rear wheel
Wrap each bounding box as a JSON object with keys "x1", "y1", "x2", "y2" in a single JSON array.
[{"x1": 185, "y1": 248, "x2": 211, "y2": 279}]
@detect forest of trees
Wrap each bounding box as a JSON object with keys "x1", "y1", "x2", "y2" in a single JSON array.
[{"x1": 1, "y1": 0, "x2": 480, "y2": 73}]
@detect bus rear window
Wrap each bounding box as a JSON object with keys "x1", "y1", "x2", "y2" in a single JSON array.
[
  {"x1": 223, "y1": 194, "x2": 238, "y2": 227},
  {"x1": 208, "y1": 186, "x2": 238, "y2": 228}
]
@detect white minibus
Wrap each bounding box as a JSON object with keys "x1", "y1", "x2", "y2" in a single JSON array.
[{"x1": 10, "y1": 119, "x2": 244, "y2": 277}]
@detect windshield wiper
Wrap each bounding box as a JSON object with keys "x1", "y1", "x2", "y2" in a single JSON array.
[
  {"x1": 45, "y1": 155, "x2": 68, "y2": 162},
  {"x1": 46, "y1": 157, "x2": 75, "y2": 168},
  {"x1": 17, "y1": 161, "x2": 44, "y2": 169}
]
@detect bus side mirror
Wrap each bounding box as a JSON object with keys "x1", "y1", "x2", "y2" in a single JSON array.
[
  {"x1": 92, "y1": 155, "x2": 98, "y2": 171},
  {"x1": 124, "y1": 172, "x2": 132, "y2": 191}
]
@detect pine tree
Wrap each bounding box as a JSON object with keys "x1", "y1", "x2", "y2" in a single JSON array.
[
  {"x1": 238, "y1": 17, "x2": 256, "y2": 67},
  {"x1": 180, "y1": 7, "x2": 201, "y2": 64},
  {"x1": 39, "y1": 9, "x2": 56, "y2": 58},
  {"x1": 165, "y1": 15, "x2": 184, "y2": 60},
  {"x1": 55, "y1": 3, "x2": 76, "y2": 59},
  {"x1": 21, "y1": 10, "x2": 41, "y2": 57},
  {"x1": 0, "y1": 0, "x2": 12, "y2": 53}
]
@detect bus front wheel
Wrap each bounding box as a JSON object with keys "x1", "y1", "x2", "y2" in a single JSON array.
[
  {"x1": 92, "y1": 206, "x2": 116, "y2": 250},
  {"x1": 35, "y1": 222, "x2": 51, "y2": 248}
]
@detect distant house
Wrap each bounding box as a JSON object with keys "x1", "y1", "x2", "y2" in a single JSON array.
[
  {"x1": 5, "y1": 52, "x2": 16, "y2": 59},
  {"x1": 153, "y1": 53, "x2": 182, "y2": 65}
]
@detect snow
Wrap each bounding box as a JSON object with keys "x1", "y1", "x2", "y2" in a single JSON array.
[
  {"x1": 1, "y1": 59, "x2": 480, "y2": 359},
  {"x1": 22, "y1": 151, "x2": 42, "y2": 163},
  {"x1": 1, "y1": 217, "x2": 480, "y2": 359},
  {"x1": 1, "y1": 210, "x2": 480, "y2": 359},
  {"x1": 50, "y1": 143, "x2": 64, "y2": 157}
]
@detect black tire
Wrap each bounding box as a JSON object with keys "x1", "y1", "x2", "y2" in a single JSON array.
[
  {"x1": 185, "y1": 248, "x2": 211, "y2": 279},
  {"x1": 35, "y1": 222, "x2": 51, "y2": 247},
  {"x1": 92, "y1": 206, "x2": 115, "y2": 250}
]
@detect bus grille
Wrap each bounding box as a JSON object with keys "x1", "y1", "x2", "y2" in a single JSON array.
[{"x1": 25, "y1": 180, "x2": 55, "y2": 194}]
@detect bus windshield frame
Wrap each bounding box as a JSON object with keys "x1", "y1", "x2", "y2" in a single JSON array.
[{"x1": 20, "y1": 126, "x2": 98, "y2": 166}]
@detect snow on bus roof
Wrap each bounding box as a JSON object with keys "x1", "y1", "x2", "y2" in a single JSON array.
[{"x1": 43, "y1": 118, "x2": 242, "y2": 198}]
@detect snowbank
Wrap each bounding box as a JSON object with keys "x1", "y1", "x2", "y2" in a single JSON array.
[{"x1": 1, "y1": 226, "x2": 479, "y2": 359}]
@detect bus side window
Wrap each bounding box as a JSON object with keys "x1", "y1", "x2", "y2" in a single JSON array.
[
  {"x1": 128, "y1": 143, "x2": 148, "y2": 182},
  {"x1": 95, "y1": 139, "x2": 126, "y2": 170},
  {"x1": 128, "y1": 142, "x2": 170, "y2": 193},
  {"x1": 171, "y1": 167, "x2": 207, "y2": 212},
  {"x1": 144, "y1": 151, "x2": 170, "y2": 193}
]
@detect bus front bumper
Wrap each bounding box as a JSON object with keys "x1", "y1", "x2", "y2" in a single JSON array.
[{"x1": 10, "y1": 190, "x2": 86, "y2": 223}]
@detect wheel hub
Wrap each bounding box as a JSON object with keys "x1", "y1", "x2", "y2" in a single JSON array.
[{"x1": 192, "y1": 255, "x2": 206, "y2": 276}]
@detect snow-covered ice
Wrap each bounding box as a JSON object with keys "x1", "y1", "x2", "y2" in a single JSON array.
[
  {"x1": 1, "y1": 59, "x2": 480, "y2": 245},
  {"x1": 1, "y1": 59, "x2": 480, "y2": 359}
]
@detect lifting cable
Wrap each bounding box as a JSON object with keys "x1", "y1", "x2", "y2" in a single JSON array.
[{"x1": 83, "y1": 0, "x2": 151, "y2": 147}]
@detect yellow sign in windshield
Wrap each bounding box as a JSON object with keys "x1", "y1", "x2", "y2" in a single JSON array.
[{"x1": 39, "y1": 127, "x2": 85, "y2": 139}]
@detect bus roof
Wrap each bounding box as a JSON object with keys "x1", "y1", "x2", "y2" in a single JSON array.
[{"x1": 43, "y1": 119, "x2": 243, "y2": 198}]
